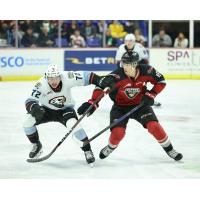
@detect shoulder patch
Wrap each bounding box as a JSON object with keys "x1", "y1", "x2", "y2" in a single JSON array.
[
  {"x1": 34, "y1": 82, "x2": 42, "y2": 89},
  {"x1": 67, "y1": 72, "x2": 74, "y2": 79},
  {"x1": 155, "y1": 70, "x2": 162, "y2": 78}
]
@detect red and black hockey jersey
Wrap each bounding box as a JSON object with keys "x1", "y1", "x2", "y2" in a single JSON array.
[{"x1": 92, "y1": 64, "x2": 166, "y2": 106}]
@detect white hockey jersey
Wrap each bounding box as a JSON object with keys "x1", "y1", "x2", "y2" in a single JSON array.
[
  {"x1": 115, "y1": 43, "x2": 149, "y2": 62},
  {"x1": 26, "y1": 71, "x2": 92, "y2": 110}
]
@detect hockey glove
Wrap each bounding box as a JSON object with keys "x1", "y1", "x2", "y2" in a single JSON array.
[
  {"x1": 142, "y1": 92, "x2": 156, "y2": 106},
  {"x1": 30, "y1": 104, "x2": 45, "y2": 121},
  {"x1": 77, "y1": 100, "x2": 98, "y2": 117}
]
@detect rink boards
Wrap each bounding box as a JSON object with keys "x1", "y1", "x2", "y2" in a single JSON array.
[{"x1": 1, "y1": 48, "x2": 200, "y2": 81}]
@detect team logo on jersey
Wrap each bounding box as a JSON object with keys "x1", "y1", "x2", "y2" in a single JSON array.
[
  {"x1": 49, "y1": 96, "x2": 66, "y2": 108},
  {"x1": 124, "y1": 88, "x2": 140, "y2": 99}
]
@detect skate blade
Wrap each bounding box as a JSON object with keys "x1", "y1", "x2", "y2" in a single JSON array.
[
  {"x1": 153, "y1": 103, "x2": 161, "y2": 107},
  {"x1": 89, "y1": 163, "x2": 94, "y2": 168}
]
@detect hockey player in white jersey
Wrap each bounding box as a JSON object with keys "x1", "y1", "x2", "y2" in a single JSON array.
[
  {"x1": 23, "y1": 64, "x2": 97, "y2": 165},
  {"x1": 116, "y1": 33, "x2": 161, "y2": 107},
  {"x1": 115, "y1": 33, "x2": 149, "y2": 66}
]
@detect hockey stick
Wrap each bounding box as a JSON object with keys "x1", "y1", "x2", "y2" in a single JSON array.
[
  {"x1": 26, "y1": 88, "x2": 110, "y2": 163},
  {"x1": 84, "y1": 102, "x2": 144, "y2": 145}
]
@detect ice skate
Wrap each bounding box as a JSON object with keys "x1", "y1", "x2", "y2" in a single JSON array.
[
  {"x1": 29, "y1": 141, "x2": 43, "y2": 158},
  {"x1": 84, "y1": 150, "x2": 95, "y2": 167},
  {"x1": 166, "y1": 149, "x2": 183, "y2": 161},
  {"x1": 99, "y1": 145, "x2": 116, "y2": 159}
]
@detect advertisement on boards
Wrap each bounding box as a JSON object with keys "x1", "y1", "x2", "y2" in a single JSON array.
[
  {"x1": 150, "y1": 49, "x2": 200, "y2": 78},
  {"x1": 0, "y1": 49, "x2": 63, "y2": 77},
  {"x1": 64, "y1": 49, "x2": 117, "y2": 71}
]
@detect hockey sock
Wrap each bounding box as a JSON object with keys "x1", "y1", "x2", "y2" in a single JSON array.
[
  {"x1": 146, "y1": 121, "x2": 173, "y2": 151},
  {"x1": 162, "y1": 143, "x2": 173, "y2": 152},
  {"x1": 27, "y1": 131, "x2": 39, "y2": 144},
  {"x1": 67, "y1": 118, "x2": 90, "y2": 149},
  {"x1": 109, "y1": 127, "x2": 126, "y2": 146},
  {"x1": 146, "y1": 121, "x2": 167, "y2": 141}
]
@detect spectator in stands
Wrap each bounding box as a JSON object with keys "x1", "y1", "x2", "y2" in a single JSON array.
[
  {"x1": 61, "y1": 21, "x2": 70, "y2": 43},
  {"x1": 106, "y1": 28, "x2": 116, "y2": 47},
  {"x1": 97, "y1": 20, "x2": 104, "y2": 46},
  {"x1": 108, "y1": 20, "x2": 127, "y2": 39},
  {"x1": 174, "y1": 32, "x2": 188, "y2": 48},
  {"x1": 33, "y1": 21, "x2": 43, "y2": 36},
  {"x1": 0, "y1": 20, "x2": 16, "y2": 47},
  {"x1": 80, "y1": 20, "x2": 98, "y2": 39},
  {"x1": 37, "y1": 25, "x2": 54, "y2": 47},
  {"x1": 8, "y1": 21, "x2": 15, "y2": 46},
  {"x1": 70, "y1": 29, "x2": 86, "y2": 48},
  {"x1": 21, "y1": 27, "x2": 37, "y2": 47},
  {"x1": 80, "y1": 20, "x2": 102, "y2": 47},
  {"x1": 124, "y1": 20, "x2": 139, "y2": 33},
  {"x1": 152, "y1": 29, "x2": 172, "y2": 47},
  {"x1": 0, "y1": 21, "x2": 9, "y2": 47},
  {"x1": 97, "y1": 20, "x2": 105, "y2": 35},
  {"x1": 134, "y1": 28, "x2": 147, "y2": 46},
  {"x1": 18, "y1": 20, "x2": 36, "y2": 33},
  {"x1": 49, "y1": 20, "x2": 58, "y2": 41},
  {"x1": 69, "y1": 20, "x2": 79, "y2": 35},
  {"x1": 61, "y1": 20, "x2": 79, "y2": 43}
]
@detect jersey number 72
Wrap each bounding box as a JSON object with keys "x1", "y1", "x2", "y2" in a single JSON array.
[{"x1": 31, "y1": 89, "x2": 41, "y2": 98}]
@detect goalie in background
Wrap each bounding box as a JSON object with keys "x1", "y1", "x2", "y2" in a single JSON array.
[{"x1": 23, "y1": 64, "x2": 97, "y2": 165}]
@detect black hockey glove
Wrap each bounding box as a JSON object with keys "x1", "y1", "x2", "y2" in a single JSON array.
[
  {"x1": 98, "y1": 76, "x2": 115, "y2": 90},
  {"x1": 30, "y1": 104, "x2": 45, "y2": 121},
  {"x1": 77, "y1": 100, "x2": 98, "y2": 117},
  {"x1": 142, "y1": 92, "x2": 156, "y2": 106}
]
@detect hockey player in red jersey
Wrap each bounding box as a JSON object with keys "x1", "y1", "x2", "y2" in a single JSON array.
[
  {"x1": 78, "y1": 51, "x2": 183, "y2": 161},
  {"x1": 116, "y1": 33, "x2": 161, "y2": 107}
]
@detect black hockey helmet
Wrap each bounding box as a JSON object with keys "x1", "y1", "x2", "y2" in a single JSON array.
[{"x1": 121, "y1": 51, "x2": 139, "y2": 67}]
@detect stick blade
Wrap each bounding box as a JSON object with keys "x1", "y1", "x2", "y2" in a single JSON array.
[{"x1": 26, "y1": 154, "x2": 51, "y2": 163}]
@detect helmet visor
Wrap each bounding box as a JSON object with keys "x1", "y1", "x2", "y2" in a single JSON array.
[{"x1": 121, "y1": 60, "x2": 138, "y2": 68}]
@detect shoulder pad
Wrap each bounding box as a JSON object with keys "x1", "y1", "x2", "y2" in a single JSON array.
[
  {"x1": 138, "y1": 64, "x2": 152, "y2": 74},
  {"x1": 119, "y1": 44, "x2": 125, "y2": 49}
]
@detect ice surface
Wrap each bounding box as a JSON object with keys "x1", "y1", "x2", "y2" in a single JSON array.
[{"x1": 0, "y1": 80, "x2": 200, "y2": 178}]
